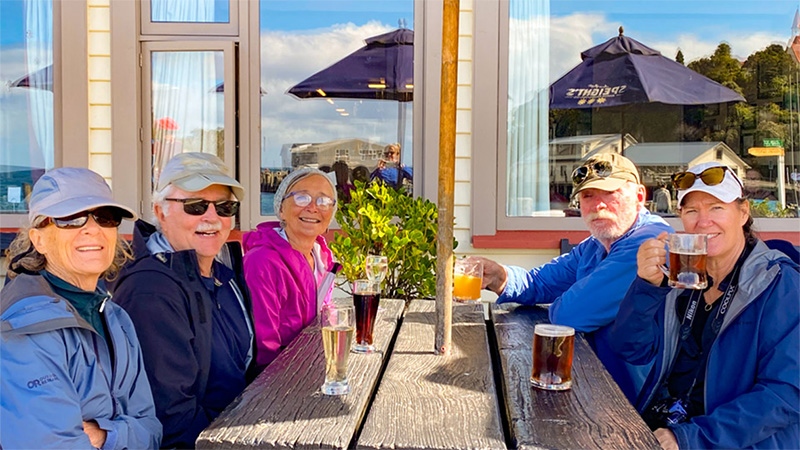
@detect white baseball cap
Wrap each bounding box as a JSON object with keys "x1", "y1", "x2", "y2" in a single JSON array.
[{"x1": 676, "y1": 162, "x2": 744, "y2": 206}]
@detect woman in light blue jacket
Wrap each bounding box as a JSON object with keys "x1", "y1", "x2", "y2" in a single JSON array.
[{"x1": 1, "y1": 168, "x2": 161, "y2": 449}]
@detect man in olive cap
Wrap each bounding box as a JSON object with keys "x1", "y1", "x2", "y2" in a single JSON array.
[
  {"x1": 112, "y1": 153, "x2": 255, "y2": 449},
  {"x1": 473, "y1": 153, "x2": 673, "y2": 402}
]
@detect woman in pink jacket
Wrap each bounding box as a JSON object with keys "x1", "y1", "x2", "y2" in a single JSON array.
[{"x1": 243, "y1": 168, "x2": 338, "y2": 370}]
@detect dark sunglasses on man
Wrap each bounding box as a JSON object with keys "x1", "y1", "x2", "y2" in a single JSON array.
[
  {"x1": 671, "y1": 166, "x2": 743, "y2": 190},
  {"x1": 36, "y1": 206, "x2": 124, "y2": 229},
  {"x1": 165, "y1": 198, "x2": 240, "y2": 217}
]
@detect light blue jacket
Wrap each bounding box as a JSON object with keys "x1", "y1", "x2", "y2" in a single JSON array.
[
  {"x1": 611, "y1": 241, "x2": 799, "y2": 449},
  {"x1": 0, "y1": 274, "x2": 162, "y2": 449},
  {"x1": 498, "y1": 208, "x2": 673, "y2": 401}
]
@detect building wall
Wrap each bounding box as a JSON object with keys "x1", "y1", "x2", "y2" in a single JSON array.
[{"x1": 88, "y1": 0, "x2": 112, "y2": 185}]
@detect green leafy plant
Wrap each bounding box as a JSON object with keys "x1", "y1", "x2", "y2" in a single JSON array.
[
  {"x1": 749, "y1": 199, "x2": 798, "y2": 218},
  {"x1": 331, "y1": 181, "x2": 456, "y2": 300}
]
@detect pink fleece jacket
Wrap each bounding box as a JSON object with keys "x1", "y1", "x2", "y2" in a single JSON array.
[{"x1": 242, "y1": 221, "x2": 334, "y2": 369}]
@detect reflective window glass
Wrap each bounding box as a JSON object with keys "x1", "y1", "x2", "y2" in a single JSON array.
[
  {"x1": 507, "y1": 0, "x2": 799, "y2": 219},
  {"x1": 150, "y1": 50, "x2": 225, "y2": 192},
  {"x1": 151, "y1": 0, "x2": 230, "y2": 23},
  {"x1": 0, "y1": 0, "x2": 53, "y2": 214},
  {"x1": 259, "y1": 0, "x2": 414, "y2": 216}
]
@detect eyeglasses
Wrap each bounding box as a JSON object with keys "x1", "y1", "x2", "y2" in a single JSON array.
[
  {"x1": 165, "y1": 198, "x2": 240, "y2": 217},
  {"x1": 282, "y1": 191, "x2": 336, "y2": 211},
  {"x1": 36, "y1": 207, "x2": 123, "y2": 229},
  {"x1": 671, "y1": 166, "x2": 743, "y2": 191}
]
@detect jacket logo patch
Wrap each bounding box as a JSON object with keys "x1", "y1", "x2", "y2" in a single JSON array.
[{"x1": 27, "y1": 373, "x2": 59, "y2": 389}]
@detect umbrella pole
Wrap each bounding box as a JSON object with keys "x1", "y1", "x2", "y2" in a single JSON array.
[{"x1": 435, "y1": 0, "x2": 460, "y2": 356}]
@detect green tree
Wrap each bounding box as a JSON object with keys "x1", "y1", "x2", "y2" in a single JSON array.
[
  {"x1": 738, "y1": 44, "x2": 792, "y2": 100},
  {"x1": 688, "y1": 43, "x2": 742, "y2": 90},
  {"x1": 675, "y1": 49, "x2": 685, "y2": 65}
]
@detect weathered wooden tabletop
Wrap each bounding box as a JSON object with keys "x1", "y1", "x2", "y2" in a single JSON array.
[
  {"x1": 491, "y1": 303, "x2": 660, "y2": 450},
  {"x1": 198, "y1": 299, "x2": 659, "y2": 450},
  {"x1": 196, "y1": 299, "x2": 405, "y2": 450},
  {"x1": 357, "y1": 300, "x2": 506, "y2": 450}
]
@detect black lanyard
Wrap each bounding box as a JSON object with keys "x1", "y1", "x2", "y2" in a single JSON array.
[{"x1": 675, "y1": 263, "x2": 742, "y2": 401}]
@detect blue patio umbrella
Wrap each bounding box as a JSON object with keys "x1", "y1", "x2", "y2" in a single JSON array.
[
  {"x1": 550, "y1": 29, "x2": 744, "y2": 109},
  {"x1": 288, "y1": 28, "x2": 413, "y2": 103},
  {"x1": 10, "y1": 64, "x2": 53, "y2": 91}
]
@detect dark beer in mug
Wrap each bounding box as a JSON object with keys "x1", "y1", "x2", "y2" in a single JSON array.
[
  {"x1": 353, "y1": 292, "x2": 379, "y2": 351},
  {"x1": 668, "y1": 251, "x2": 708, "y2": 290},
  {"x1": 531, "y1": 324, "x2": 575, "y2": 391}
]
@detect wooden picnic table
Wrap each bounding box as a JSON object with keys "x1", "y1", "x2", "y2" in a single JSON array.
[{"x1": 198, "y1": 299, "x2": 659, "y2": 450}]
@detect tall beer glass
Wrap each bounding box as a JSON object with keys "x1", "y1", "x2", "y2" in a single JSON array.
[
  {"x1": 321, "y1": 304, "x2": 354, "y2": 395},
  {"x1": 530, "y1": 324, "x2": 575, "y2": 391},
  {"x1": 352, "y1": 279, "x2": 380, "y2": 353}
]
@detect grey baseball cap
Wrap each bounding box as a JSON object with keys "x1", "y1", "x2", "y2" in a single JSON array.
[
  {"x1": 28, "y1": 167, "x2": 138, "y2": 222},
  {"x1": 156, "y1": 152, "x2": 245, "y2": 200}
]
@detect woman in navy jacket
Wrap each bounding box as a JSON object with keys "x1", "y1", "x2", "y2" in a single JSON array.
[{"x1": 610, "y1": 162, "x2": 799, "y2": 450}]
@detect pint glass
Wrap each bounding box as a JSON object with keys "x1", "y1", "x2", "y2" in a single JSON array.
[
  {"x1": 352, "y1": 279, "x2": 380, "y2": 353},
  {"x1": 664, "y1": 234, "x2": 708, "y2": 290},
  {"x1": 530, "y1": 324, "x2": 575, "y2": 391},
  {"x1": 321, "y1": 304, "x2": 354, "y2": 395}
]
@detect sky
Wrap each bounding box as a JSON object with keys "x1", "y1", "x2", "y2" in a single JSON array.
[{"x1": 1, "y1": 0, "x2": 798, "y2": 169}]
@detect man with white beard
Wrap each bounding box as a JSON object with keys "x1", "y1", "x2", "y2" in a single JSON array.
[
  {"x1": 112, "y1": 153, "x2": 255, "y2": 449},
  {"x1": 473, "y1": 153, "x2": 673, "y2": 404}
]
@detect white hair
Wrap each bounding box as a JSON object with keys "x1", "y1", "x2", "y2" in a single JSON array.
[{"x1": 152, "y1": 184, "x2": 178, "y2": 218}]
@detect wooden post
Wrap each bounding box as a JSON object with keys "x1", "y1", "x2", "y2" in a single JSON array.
[{"x1": 435, "y1": 0, "x2": 460, "y2": 355}]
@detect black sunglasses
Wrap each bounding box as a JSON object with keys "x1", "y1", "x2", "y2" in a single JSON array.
[
  {"x1": 37, "y1": 207, "x2": 123, "y2": 229},
  {"x1": 165, "y1": 198, "x2": 240, "y2": 217},
  {"x1": 671, "y1": 166, "x2": 743, "y2": 191}
]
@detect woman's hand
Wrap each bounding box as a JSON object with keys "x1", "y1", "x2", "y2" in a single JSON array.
[
  {"x1": 83, "y1": 420, "x2": 107, "y2": 449},
  {"x1": 654, "y1": 428, "x2": 679, "y2": 450},
  {"x1": 637, "y1": 231, "x2": 669, "y2": 286}
]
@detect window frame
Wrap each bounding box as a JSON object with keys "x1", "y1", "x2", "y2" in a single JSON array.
[
  {"x1": 247, "y1": 0, "x2": 433, "y2": 227},
  {"x1": 139, "y1": 40, "x2": 238, "y2": 219},
  {"x1": 471, "y1": 0, "x2": 800, "y2": 244},
  {"x1": 1, "y1": 0, "x2": 90, "y2": 229},
  {"x1": 141, "y1": 0, "x2": 239, "y2": 37}
]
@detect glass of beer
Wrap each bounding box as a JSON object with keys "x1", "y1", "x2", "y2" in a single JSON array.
[
  {"x1": 530, "y1": 324, "x2": 575, "y2": 391},
  {"x1": 321, "y1": 304, "x2": 354, "y2": 395},
  {"x1": 352, "y1": 279, "x2": 380, "y2": 353},
  {"x1": 453, "y1": 258, "x2": 483, "y2": 303},
  {"x1": 662, "y1": 233, "x2": 708, "y2": 289}
]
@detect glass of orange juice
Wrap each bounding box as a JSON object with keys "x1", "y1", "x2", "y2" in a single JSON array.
[{"x1": 453, "y1": 258, "x2": 483, "y2": 303}]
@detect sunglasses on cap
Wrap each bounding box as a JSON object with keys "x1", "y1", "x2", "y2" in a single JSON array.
[
  {"x1": 571, "y1": 160, "x2": 636, "y2": 186},
  {"x1": 165, "y1": 198, "x2": 240, "y2": 217},
  {"x1": 36, "y1": 207, "x2": 123, "y2": 229},
  {"x1": 282, "y1": 191, "x2": 336, "y2": 211},
  {"x1": 671, "y1": 166, "x2": 743, "y2": 191}
]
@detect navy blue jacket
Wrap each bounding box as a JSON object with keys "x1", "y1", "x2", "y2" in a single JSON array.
[
  {"x1": 610, "y1": 240, "x2": 799, "y2": 449},
  {"x1": 111, "y1": 220, "x2": 255, "y2": 448}
]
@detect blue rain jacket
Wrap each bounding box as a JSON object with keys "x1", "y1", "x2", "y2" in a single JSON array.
[
  {"x1": 0, "y1": 274, "x2": 161, "y2": 449},
  {"x1": 610, "y1": 240, "x2": 800, "y2": 449},
  {"x1": 498, "y1": 208, "x2": 673, "y2": 401}
]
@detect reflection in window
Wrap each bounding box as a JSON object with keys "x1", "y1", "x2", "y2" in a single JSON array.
[
  {"x1": 0, "y1": 0, "x2": 53, "y2": 213},
  {"x1": 507, "y1": 0, "x2": 799, "y2": 218},
  {"x1": 259, "y1": 0, "x2": 414, "y2": 215},
  {"x1": 151, "y1": 0, "x2": 229, "y2": 23},
  {"x1": 150, "y1": 51, "x2": 224, "y2": 191}
]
